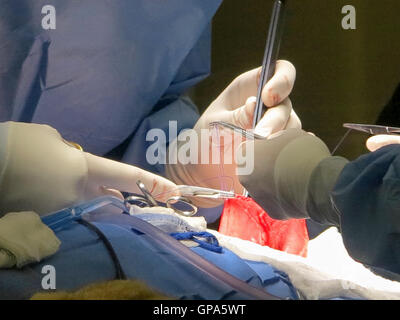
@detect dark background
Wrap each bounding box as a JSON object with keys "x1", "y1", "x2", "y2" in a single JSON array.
[{"x1": 191, "y1": 0, "x2": 400, "y2": 160}]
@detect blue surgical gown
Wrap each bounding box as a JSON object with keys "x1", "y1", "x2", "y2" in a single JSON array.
[
  {"x1": 0, "y1": 0, "x2": 224, "y2": 222},
  {"x1": 0, "y1": 0, "x2": 221, "y2": 173}
]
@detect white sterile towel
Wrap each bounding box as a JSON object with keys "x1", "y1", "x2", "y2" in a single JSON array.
[{"x1": 209, "y1": 227, "x2": 400, "y2": 300}]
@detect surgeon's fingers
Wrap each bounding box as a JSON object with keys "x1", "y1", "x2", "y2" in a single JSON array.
[
  {"x1": 229, "y1": 96, "x2": 257, "y2": 129},
  {"x1": 100, "y1": 186, "x2": 124, "y2": 200},
  {"x1": 366, "y1": 135, "x2": 400, "y2": 152},
  {"x1": 84, "y1": 153, "x2": 179, "y2": 202},
  {"x1": 225, "y1": 60, "x2": 295, "y2": 109},
  {"x1": 262, "y1": 60, "x2": 296, "y2": 107},
  {"x1": 253, "y1": 97, "x2": 292, "y2": 137},
  {"x1": 284, "y1": 109, "x2": 302, "y2": 130},
  {"x1": 224, "y1": 67, "x2": 261, "y2": 108}
]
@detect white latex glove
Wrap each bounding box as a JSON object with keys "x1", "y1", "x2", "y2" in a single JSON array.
[
  {"x1": 366, "y1": 135, "x2": 400, "y2": 152},
  {"x1": 195, "y1": 60, "x2": 300, "y2": 136},
  {"x1": 0, "y1": 122, "x2": 178, "y2": 216},
  {"x1": 166, "y1": 61, "x2": 300, "y2": 207}
]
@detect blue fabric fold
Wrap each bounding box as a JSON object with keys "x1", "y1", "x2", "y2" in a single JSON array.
[
  {"x1": 170, "y1": 231, "x2": 223, "y2": 253},
  {"x1": 1, "y1": 0, "x2": 222, "y2": 159}
]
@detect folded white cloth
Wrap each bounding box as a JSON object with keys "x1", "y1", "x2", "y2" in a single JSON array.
[
  {"x1": 0, "y1": 211, "x2": 61, "y2": 268},
  {"x1": 129, "y1": 205, "x2": 207, "y2": 231},
  {"x1": 210, "y1": 227, "x2": 400, "y2": 300}
]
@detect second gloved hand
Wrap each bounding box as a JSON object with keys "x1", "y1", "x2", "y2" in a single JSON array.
[
  {"x1": 237, "y1": 129, "x2": 347, "y2": 224},
  {"x1": 0, "y1": 122, "x2": 179, "y2": 216}
]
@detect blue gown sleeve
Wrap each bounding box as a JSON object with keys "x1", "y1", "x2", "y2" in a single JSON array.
[{"x1": 331, "y1": 144, "x2": 400, "y2": 279}]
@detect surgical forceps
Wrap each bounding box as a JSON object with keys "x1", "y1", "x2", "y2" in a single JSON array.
[
  {"x1": 209, "y1": 121, "x2": 267, "y2": 140},
  {"x1": 209, "y1": 0, "x2": 287, "y2": 141},
  {"x1": 125, "y1": 181, "x2": 236, "y2": 217},
  {"x1": 343, "y1": 123, "x2": 400, "y2": 135},
  {"x1": 209, "y1": 1, "x2": 286, "y2": 197},
  {"x1": 332, "y1": 123, "x2": 400, "y2": 155}
]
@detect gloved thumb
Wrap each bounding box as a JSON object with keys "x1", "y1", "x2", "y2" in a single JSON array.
[
  {"x1": 227, "y1": 96, "x2": 257, "y2": 129},
  {"x1": 366, "y1": 135, "x2": 400, "y2": 152},
  {"x1": 262, "y1": 60, "x2": 296, "y2": 107}
]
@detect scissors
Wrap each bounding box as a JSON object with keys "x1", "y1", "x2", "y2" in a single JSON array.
[
  {"x1": 125, "y1": 181, "x2": 236, "y2": 217},
  {"x1": 343, "y1": 123, "x2": 400, "y2": 135},
  {"x1": 41, "y1": 181, "x2": 235, "y2": 231}
]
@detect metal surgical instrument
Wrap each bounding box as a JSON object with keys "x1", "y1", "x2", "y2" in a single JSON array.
[
  {"x1": 343, "y1": 123, "x2": 400, "y2": 135},
  {"x1": 125, "y1": 181, "x2": 236, "y2": 218}
]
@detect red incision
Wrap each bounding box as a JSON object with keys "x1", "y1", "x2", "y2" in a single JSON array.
[
  {"x1": 218, "y1": 195, "x2": 309, "y2": 257},
  {"x1": 150, "y1": 180, "x2": 158, "y2": 194}
]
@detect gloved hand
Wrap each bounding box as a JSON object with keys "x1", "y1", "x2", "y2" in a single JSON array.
[
  {"x1": 195, "y1": 60, "x2": 299, "y2": 136},
  {"x1": 166, "y1": 61, "x2": 300, "y2": 207},
  {"x1": 237, "y1": 128, "x2": 347, "y2": 225},
  {"x1": 0, "y1": 211, "x2": 60, "y2": 268},
  {"x1": 0, "y1": 122, "x2": 179, "y2": 216},
  {"x1": 366, "y1": 135, "x2": 400, "y2": 152}
]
